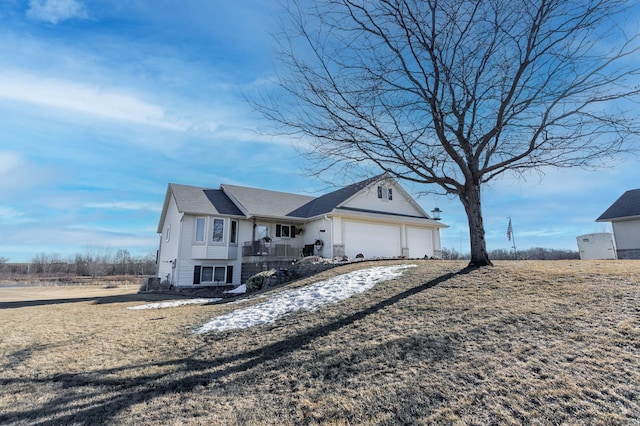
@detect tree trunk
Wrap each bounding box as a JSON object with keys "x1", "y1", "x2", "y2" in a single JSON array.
[{"x1": 460, "y1": 183, "x2": 493, "y2": 267}]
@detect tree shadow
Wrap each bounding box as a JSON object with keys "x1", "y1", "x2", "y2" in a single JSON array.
[
  {"x1": 0, "y1": 293, "x2": 202, "y2": 310},
  {"x1": 0, "y1": 267, "x2": 473, "y2": 425}
]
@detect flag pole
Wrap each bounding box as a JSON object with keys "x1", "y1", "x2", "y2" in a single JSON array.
[{"x1": 507, "y1": 217, "x2": 517, "y2": 259}]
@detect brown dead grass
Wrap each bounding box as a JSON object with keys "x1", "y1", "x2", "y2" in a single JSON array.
[{"x1": 0, "y1": 260, "x2": 638, "y2": 425}]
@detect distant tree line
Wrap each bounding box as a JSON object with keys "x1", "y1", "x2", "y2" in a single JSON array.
[
  {"x1": 0, "y1": 248, "x2": 156, "y2": 278},
  {"x1": 441, "y1": 247, "x2": 579, "y2": 261}
]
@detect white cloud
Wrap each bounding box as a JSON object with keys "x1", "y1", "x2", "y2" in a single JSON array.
[
  {"x1": 85, "y1": 201, "x2": 162, "y2": 212},
  {"x1": 0, "y1": 71, "x2": 185, "y2": 131},
  {"x1": 0, "y1": 206, "x2": 35, "y2": 225},
  {"x1": 27, "y1": 0, "x2": 88, "y2": 24},
  {"x1": 0, "y1": 151, "x2": 22, "y2": 176},
  {"x1": 0, "y1": 151, "x2": 59, "y2": 195}
]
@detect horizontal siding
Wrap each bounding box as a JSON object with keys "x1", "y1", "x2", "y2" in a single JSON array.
[
  {"x1": 157, "y1": 195, "x2": 181, "y2": 284},
  {"x1": 613, "y1": 220, "x2": 640, "y2": 250},
  {"x1": 342, "y1": 182, "x2": 424, "y2": 217}
]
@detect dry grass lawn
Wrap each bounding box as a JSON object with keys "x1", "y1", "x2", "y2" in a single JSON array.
[{"x1": 0, "y1": 260, "x2": 638, "y2": 425}]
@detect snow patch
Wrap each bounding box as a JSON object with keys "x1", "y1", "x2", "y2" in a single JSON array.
[
  {"x1": 225, "y1": 284, "x2": 246, "y2": 294},
  {"x1": 194, "y1": 264, "x2": 415, "y2": 334},
  {"x1": 127, "y1": 298, "x2": 222, "y2": 310}
]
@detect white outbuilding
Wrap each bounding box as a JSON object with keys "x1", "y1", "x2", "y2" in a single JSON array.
[{"x1": 576, "y1": 233, "x2": 617, "y2": 260}]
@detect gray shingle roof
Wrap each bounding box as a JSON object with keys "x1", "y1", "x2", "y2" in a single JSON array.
[
  {"x1": 220, "y1": 184, "x2": 315, "y2": 218},
  {"x1": 596, "y1": 189, "x2": 640, "y2": 221},
  {"x1": 170, "y1": 183, "x2": 242, "y2": 216},
  {"x1": 159, "y1": 173, "x2": 428, "y2": 233},
  {"x1": 287, "y1": 174, "x2": 384, "y2": 218},
  {"x1": 203, "y1": 189, "x2": 244, "y2": 216}
]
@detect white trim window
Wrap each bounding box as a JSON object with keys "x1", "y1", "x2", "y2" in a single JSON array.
[
  {"x1": 193, "y1": 265, "x2": 234, "y2": 284},
  {"x1": 212, "y1": 218, "x2": 224, "y2": 243},
  {"x1": 201, "y1": 266, "x2": 225, "y2": 283},
  {"x1": 256, "y1": 224, "x2": 269, "y2": 240},
  {"x1": 194, "y1": 217, "x2": 206, "y2": 243},
  {"x1": 165, "y1": 224, "x2": 171, "y2": 242},
  {"x1": 377, "y1": 186, "x2": 393, "y2": 201},
  {"x1": 230, "y1": 220, "x2": 238, "y2": 244},
  {"x1": 276, "y1": 224, "x2": 296, "y2": 238}
]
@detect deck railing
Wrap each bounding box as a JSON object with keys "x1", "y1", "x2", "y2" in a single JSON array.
[{"x1": 242, "y1": 241, "x2": 300, "y2": 259}]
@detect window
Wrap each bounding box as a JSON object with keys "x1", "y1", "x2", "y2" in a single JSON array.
[
  {"x1": 226, "y1": 265, "x2": 233, "y2": 284},
  {"x1": 201, "y1": 266, "x2": 213, "y2": 282},
  {"x1": 276, "y1": 224, "x2": 295, "y2": 238},
  {"x1": 193, "y1": 265, "x2": 201, "y2": 284},
  {"x1": 214, "y1": 267, "x2": 225, "y2": 282},
  {"x1": 195, "y1": 217, "x2": 205, "y2": 242},
  {"x1": 256, "y1": 224, "x2": 268, "y2": 240},
  {"x1": 193, "y1": 265, "x2": 233, "y2": 284},
  {"x1": 230, "y1": 220, "x2": 238, "y2": 244},
  {"x1": 196, "y1": 266, "x2": 227, "y2": 283},
  {"x1": 165, "y1": 224, "x2": 171, "y2": 242},
  {"x1": 212, "y1": 218, "x2": 224, "y2": 243},
  {"x1": 377, "y1": 186, "x2": 393, "y2": 201}
]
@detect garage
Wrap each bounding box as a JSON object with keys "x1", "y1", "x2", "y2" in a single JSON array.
[
  {"x1": 406, "y1": 227, "x2": 433, "y2": 259},
  {"x1": 343, "y1": 220, "x2": 402, "y2": 258}
]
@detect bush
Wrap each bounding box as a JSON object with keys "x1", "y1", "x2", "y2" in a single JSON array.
[{"x1": 246, "y1": 270, "x2": 276, "y2": 292}]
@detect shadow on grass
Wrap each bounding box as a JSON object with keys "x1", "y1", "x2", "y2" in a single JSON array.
[
  {"x1": 0, "y1": 293, "x2": 201, "y2": 310},
  {"x1": 0, "y1": 267, "x2": 472, "y2": 425}
]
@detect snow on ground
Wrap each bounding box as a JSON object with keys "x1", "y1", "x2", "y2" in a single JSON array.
[
  {"x1": 225, "y1": 284, "x2": 246, "y2": 294},
  {"x1": 194, "y1": 264, "x2": 416, "y2": 334},
  {"x1": 127, "y1": 298, "x2": 222, "y2": 310}
]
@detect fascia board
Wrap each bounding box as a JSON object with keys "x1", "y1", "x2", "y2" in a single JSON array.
[{"x1": 332, "y1": 208, "x2": 449, "y2": 228}]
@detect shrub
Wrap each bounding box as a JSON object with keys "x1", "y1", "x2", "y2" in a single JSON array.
[{"x1": 246, "y1": 270, "x2": 276, "y2": 292}]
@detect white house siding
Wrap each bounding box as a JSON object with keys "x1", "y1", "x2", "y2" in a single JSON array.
[
  {"x1": 612, "y1": 220, "x2": 640, "y2": 250},
  {"x1": 406, "y1": 226, "x2": 433, "y2": 259},
  {"x1": 611, "y1": 219, "x2": 640, "y2": 259},
  {"x1": 303, "y1": 218, "x2": 334, "y2": 257},
  {"x1": 174, "y1": 214, "x2": 243, "y2": 287},
  {"x1": 157, "y1": 195, "x2": 182, "y2": 285},
  {"x1": 431, "y1": 228, "x2": 442, "y2": 258},
  {"x1": 342, "y1": 220, "x2": 402, "y2": 258},
  {"x1": 342, "y1": 181, "x2": 424, "y2": 217}
]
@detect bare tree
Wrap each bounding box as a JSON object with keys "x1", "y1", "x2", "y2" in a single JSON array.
[
  {"x1": 258, "y1": 0, "x2": 640, "y2": 266},
  {"x1": 0, "y1": 256, "x2": 7, "y2": 276},
  {"x1": 83, "y1": 246, "x2": 113, "y2": 278},
  {"x1": 113, "y1": 249, "x2": 132, "y2": 275}
]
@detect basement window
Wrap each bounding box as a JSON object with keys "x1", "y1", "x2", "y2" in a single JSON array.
[{"x1": 195, "y1": 266, "x2": 227, "y2": 284}]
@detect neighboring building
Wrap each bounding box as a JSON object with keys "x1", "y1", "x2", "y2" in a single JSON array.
[
  {"x1": 596, "y1": 189, "x2": 640, "y2": 259},
  {"x1": 576, "y1": 233, "x2": 617, "y2": 260},
  {"x1": 156, "y1": 174, "x2": 447, "y2": 287}
]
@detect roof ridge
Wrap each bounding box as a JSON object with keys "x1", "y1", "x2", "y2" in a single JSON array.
[{"x1": 220, "y1": 182, "x2": 315, "y2": 199}]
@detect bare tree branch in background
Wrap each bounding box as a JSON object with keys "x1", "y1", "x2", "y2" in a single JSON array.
[{"x1": 255, "y1": 0, "x2": 640, "y2": 266}]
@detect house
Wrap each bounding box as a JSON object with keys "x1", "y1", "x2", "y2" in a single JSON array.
[
  {"x1": 596, "y1": 189, "x2": 640, "y2": 259},
  {"x1": 156, "y1": 174, "x2": 447, "y2": 287}
]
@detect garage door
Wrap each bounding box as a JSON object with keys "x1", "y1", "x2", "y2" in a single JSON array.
[
  {"x1": 407, "y1": 227, "x2": 433, "y2": 259},
  {"x1": 343, "y1": 221, "x2": 401, "y2": 258}
]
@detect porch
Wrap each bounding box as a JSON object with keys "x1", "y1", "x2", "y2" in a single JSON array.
[{"x1": 241, "y1": 240, "x2": 301, "y2": 261}]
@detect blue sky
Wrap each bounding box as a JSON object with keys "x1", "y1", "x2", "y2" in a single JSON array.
[{"x1": 0, "y1": 0, "x2": 636, "y2": 263}]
